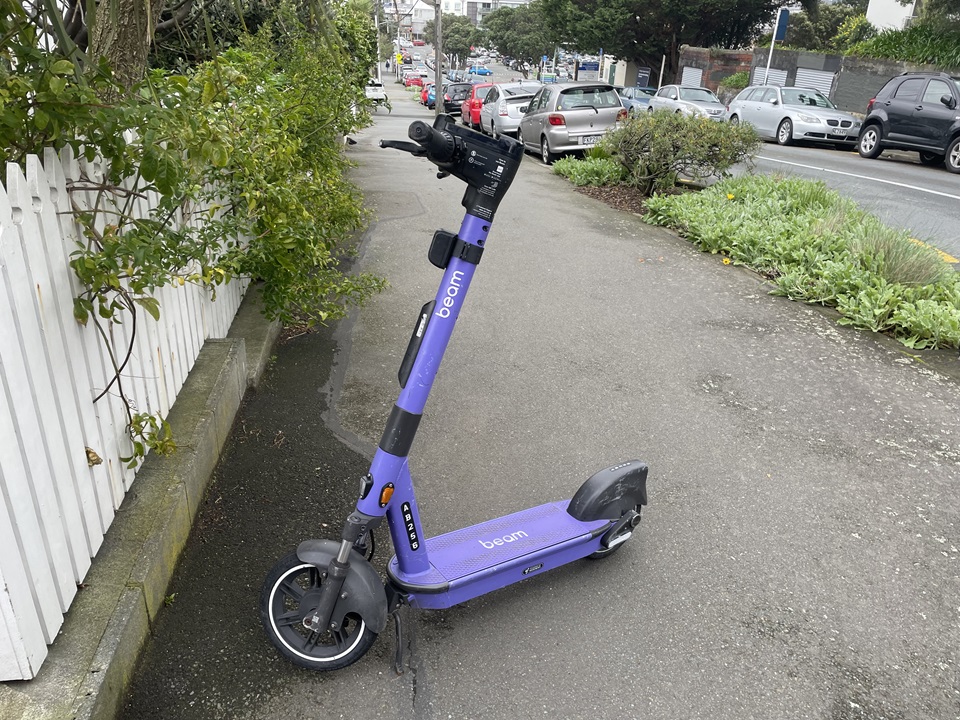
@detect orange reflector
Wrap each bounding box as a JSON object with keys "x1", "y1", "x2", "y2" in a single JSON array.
[{"x1": 379, "y1": 484, "x2": 395, "y2": 507}]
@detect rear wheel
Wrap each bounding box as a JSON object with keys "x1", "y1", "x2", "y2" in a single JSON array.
[
  {"x1": 858, "y1": 125, "x2": 883, "y2": 159},
  {"x1": 540, "y1": 136, "x2": 558, "y2": 165},
  {"x1": 588, "y1": 509, "x2": 641, "y2": 560},
  {"x1": 260, "y1": 552, "x2": 378, "y2": 671},
  {"x1": 944, "y1": 137, "x2": 960, "y2": 174},
  {"x1": 919, "y1": 150, "x2": 945, "y2": 167},
  {"x1": 776, "y1": 118, "x2": 794, "y2": 146}
]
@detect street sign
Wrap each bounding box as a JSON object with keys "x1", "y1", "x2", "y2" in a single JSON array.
[
  {"x1": 774, "y1": 9, "x2": 789, "y2": 41},
  {"x1": 578, "y1": 61, "x2": 600, "y2": 81}
]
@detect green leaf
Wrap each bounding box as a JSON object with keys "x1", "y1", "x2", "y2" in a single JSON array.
[
  {"x1": 50, "y1": 59, "x2": 76, "y2": 76},
  {"x1": 134, "y1": 296, "x2": 162, "y2": 322},
  {"x1": 73, "y1": 297, "x2": 89, "y2": 325},
  {"x1": 33, "y1": 108, "x2": 50, "y2": 130}
]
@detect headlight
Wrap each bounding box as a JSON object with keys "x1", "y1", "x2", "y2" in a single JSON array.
[{"x1": 797, "y1": 114, "x2": 821, "y2": 124}]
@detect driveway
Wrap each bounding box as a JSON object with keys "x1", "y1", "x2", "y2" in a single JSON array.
[{"x1": 121, "y1": 94, "x2": 960, "y2": 720}]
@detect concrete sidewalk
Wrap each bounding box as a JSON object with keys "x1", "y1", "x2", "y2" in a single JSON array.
[{"x1": 0, "y1": 289, "x2": 280, "y2": 720}]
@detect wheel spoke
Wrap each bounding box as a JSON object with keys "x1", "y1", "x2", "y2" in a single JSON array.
[
  {"x1": 273, "y1": 610, "x2": 305, "y2": 628},
  {"x1": 277, "y1": 576, "x2": 308, "y2": 602}
]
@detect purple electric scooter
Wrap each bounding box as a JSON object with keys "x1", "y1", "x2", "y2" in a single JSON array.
[{"x1": 259, "y1": 115, "x2": 648, "y2": 671}]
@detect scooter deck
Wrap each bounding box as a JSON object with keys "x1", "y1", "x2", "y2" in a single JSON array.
[{"x1": 387, "y1": 499, "x2": 611, "y2": 597}]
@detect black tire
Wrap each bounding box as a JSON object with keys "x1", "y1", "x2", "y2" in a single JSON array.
[
  {"x1": 945, "y1": 137, "x2": 960, "y2": 174},
  {"x1": 919, "y1": 150, "x2": 944, "y2": 167},
  {"x1": 728, "y1": 114, "x2": 740, "y2": 126},
  {"x1": 776, "y1": 118, "x2": 794, "y2": 146},
  {"x1": 858, "y1": 124, "x2": 883, "y2": 159},
  {"x1": 490, "y1": 121, "x2": 499, "y2": 139},
  {"x1": 540, "y1": 136, "x2": 558, "y2": 165},
  {"x1": 588, "y1": 509, "x2": 641, "y2": 560},
  {"x1": 260, "y1": 552, "x2": 378, "y2": 671},
  {"x1": 517, "y1": 128, "x2": 527, "y2": 153}
]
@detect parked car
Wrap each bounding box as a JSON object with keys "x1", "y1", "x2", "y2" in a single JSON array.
[
  {"x1": 615, "y1": 85, "x2": 657, "y2": 114},
  {"x1": 648, "y1": 85, "x2": 726, "y2": 120},
  {"x1": 420, "y1": 82, "x2": 434, "y2": 105},
  {"x1": 478, "y1": 82, "x2": 542, "y2": 138},
  {"x1": 857, "y1": 71, "x2": 960, "y2": 172},
  {"x1": 364, "y1": 79, "x2": 388, "y2": 108},
  {"x1": 460, "y1": 82, "x2": 494, "y2": 129},
  {"x1": 727, "y1": 85, "x2": 862, "y2": 148},
  {"x1": 518, "y1": 82, "x2": 628, "y2": 164},
  {"x1": 467, "y1": 65, "x2": 493, "y2": 76},
  {"x1": 404, "y1": 73, "x2": 424, "y2": 88},
  {"x1": 412, "y1": 39, "x2": 425, "y2": 46},
  {"x1": 443, "y1": 82, "x2": 473, "y2": 114}
]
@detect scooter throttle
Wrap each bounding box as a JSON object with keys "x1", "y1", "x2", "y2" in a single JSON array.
[{"x1": 408, "y1": 121, "x2": 456, "y2": 163}]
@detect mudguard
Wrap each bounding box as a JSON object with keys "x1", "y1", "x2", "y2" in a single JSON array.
[
  {"x1": 566, "y1": 460, "x2": 648, "y2": 522},
  {"x1": 297, "y1": 539, "x2": 389, "y2": 633}
]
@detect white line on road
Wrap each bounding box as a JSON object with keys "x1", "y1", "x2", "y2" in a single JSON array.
[{"x1": 757, "y1": 156, "x2": 960, "y2": 202}]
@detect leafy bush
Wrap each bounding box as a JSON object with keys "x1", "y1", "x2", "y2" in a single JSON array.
[
  {"x1": 717, "y1": 71, "x2": 750, "y2": 103},
  {"x1": 602, "y1": 112, "x2": 762, "y2": 194},
  {"x1": 644, "y1": 175, "x2": 960, "y2": 349},
  {"x1": 848, "y1": 21, "x2": 960, "y2": 67},
  {"x1": 552, "y1": 156, "x2": 626, "y2": 186}
]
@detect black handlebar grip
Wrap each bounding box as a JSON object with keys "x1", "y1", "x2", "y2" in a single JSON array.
[{"x1": 408, "y1": 121, "x2": 456, "y2": 163}]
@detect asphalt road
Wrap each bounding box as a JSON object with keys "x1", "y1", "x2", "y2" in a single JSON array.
[{"x1": 121, "y1": 89, "x2": 960, "y2": 720}]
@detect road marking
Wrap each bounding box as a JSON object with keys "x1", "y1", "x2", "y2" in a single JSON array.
[
  {"x1": 909, "y1": 238, "x2": 959, "y2": 264},
  {"x1": 757, "y1": 156, "x2": 960, "y2": 202}
]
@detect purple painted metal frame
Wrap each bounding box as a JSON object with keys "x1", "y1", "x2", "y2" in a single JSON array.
[{"x1": 354, "y1": 213, "x2": 615, "y2": 610}]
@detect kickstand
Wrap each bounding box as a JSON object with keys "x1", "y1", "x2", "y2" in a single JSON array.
[{"x1": 391, "y1": 602, "x2": 415, "y2": 675}]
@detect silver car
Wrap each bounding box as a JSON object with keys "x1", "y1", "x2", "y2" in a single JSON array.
[
  {"x1": 517, "y1": 82, "x2": 628, "y2": 164},
  {"x1": 727, "y1": 85, "x2": 862, "y2": 147},
  {"x1": 478, "y1": 82, "x2": 542, "y2": 139},
  {"x1": 648, "y1": 85, "x2": 726, "y2": 120}
]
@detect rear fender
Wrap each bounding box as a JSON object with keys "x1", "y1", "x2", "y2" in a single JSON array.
[
  {"x1": 567, "y1": 460, "x2": 648, "y2": 522},
  {"x1": 297, "y1": 539, "x2": 388, "y2": 633}
]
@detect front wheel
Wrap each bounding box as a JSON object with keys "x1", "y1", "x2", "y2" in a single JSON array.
[
  {"x1": 260, "y1": 552, "x2": 378, "y2": 671},
  {"x1": 728, "y1": 114, "x2": 740, "y2": 126},
  {"x1": 945, "y1": 137, "x2": 960, "y2": 174},
  {"x1": 776, "y1": 118, "x2": 794, "y2": 146},
  {"x1": 858, "y1": 125, "x2": 883, "y2": 159}
]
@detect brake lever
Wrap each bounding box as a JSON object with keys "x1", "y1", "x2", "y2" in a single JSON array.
[{"x1": 379, "y1": 139, "x2": 427, "y2": 156}]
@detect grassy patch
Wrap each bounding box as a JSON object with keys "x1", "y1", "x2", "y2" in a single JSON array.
[{"x1": 644, "y1": 175, "x2": 960, "y2": 350}]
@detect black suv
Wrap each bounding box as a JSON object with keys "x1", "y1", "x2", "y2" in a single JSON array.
[{"x1": 857, "y1": 71, "x2": 960, "y2": 172}]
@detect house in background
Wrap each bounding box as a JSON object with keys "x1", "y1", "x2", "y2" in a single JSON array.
[{"x1": 866, "y1": 0, "x2": 919, "y2": 30}]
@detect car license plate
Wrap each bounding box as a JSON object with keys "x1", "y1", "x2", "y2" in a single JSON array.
[{"x1": 580, "y1": 135, "x2": 601, "y2": 146}]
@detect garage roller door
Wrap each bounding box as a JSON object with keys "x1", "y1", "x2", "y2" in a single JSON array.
[
  {"x1": 752, "y1": 67, "x2": 787, "y2": 86},
  {"x1": 795, "y1": 67, "x2": 835, "y2": 95},
  {"x1": 680, "y1": 66, "x2": 703, "y2": 87}
]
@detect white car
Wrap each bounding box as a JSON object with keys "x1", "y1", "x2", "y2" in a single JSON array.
[
  {"x1": 726, "y1": 85, "x2": 862, "y2": 148},
  {"x1": 648, "y1": 85, "x2": 726, "y2": 120}
]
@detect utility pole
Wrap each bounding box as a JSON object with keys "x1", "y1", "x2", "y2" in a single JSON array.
[{"x1": 434, "y1": 0, "x2": 443, "y2": 117}]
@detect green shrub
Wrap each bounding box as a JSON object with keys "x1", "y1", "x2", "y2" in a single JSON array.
[
  {"x1": 552, "y1": 156, "x2": 626, "y2": 186},
  {"x1": 645, "y1": 175, "x2": 960, "y2": 350},
  {"x1": 602, "y1": 112, "x2": 762, "y2": 194},
  {"x1": 848, "y1": 21, "x2": 960, "y2": 67}
]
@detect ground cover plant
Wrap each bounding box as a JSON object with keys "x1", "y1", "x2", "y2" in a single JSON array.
[{"x1": 644, "y1": 175, "x2": 960, "y2": 350}]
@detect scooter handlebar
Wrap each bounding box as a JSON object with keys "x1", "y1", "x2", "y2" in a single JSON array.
[{"x1": 408, "y1": 121, "x2": 457, "y2": 163}]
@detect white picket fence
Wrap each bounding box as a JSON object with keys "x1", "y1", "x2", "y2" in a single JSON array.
[{"x1": 0, "y1": 147, "x2": 247, "y2": 680}]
